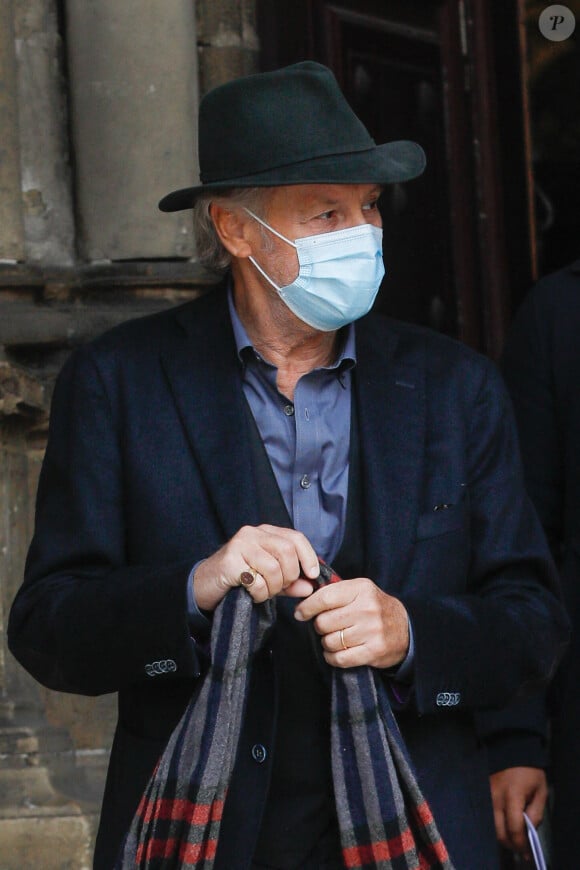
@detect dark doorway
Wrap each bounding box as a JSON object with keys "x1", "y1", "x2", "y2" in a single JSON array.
[{"x1": 524, "y1": 0, "x2": 580, "y2": 278}]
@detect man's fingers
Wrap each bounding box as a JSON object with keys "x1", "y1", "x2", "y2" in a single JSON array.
[
  {"x1": 322, "y1": 643, "x2": 369, "y2": 669},
  {"x1": 257, "y1": 525, "x2": 320, "y2": 579},
  {"x1": 240, "y1": 571, "x2": 271, "y2": 604},
  {"x1": 248, "y1": 526, "x2": 321, "y2": 593},
  {"x1": 194, "y1": 524, "x2": 320, "y2": 611},
  {"x1": 240, "y1": 547, "x2": 287, "y2": 595},
  {"x1": 236, "y1": 527, "x2": 313, "y2": 597},
  {"x1": 320, "y1": 626, "x2": 357, "y2": 653},
  {"x1": 525, "y1": 785, "x2": 547, "y2": 829},
  {"x1": 314, "y1": 608, "x2": 353, "y2": 638},
  {"x1": 240, "y1": 575, "x2": 315, "y2": 605},
  {"x1": 489, "y1": 767, "x2": 548, "y2": 857},
  {"x1": 504, "y1": 798, "x2": 529, "y2": 854},
  {"x1": 493, "y1": 804, "x2": 507, "y2": 849},
  {"x1": 282, "y1": 578, "x2": 316, "y2": 599},
  {"x1": 294, "y1": 580, "x2": 354, "y2": 621}
]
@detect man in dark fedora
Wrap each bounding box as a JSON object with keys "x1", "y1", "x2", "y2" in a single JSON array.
[{"x1": 9, "y1": 61, "x2": 567, "y2": 869}]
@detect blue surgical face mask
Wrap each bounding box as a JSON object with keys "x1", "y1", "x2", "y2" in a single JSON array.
[{"x1": 245, "y1": 209, "x2": 385, "y2": 331}]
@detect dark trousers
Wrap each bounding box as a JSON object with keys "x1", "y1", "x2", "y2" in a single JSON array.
[{"x1": 250, "y1": 825, "x2": 344, "y2": 870}]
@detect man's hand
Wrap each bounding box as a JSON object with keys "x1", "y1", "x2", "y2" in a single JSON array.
[
  {"x1": 489, "y1": 766, "x2": 547, "y2": 859},
  {"x1": 193, "y1": 524, "x2": 320, "y2": 612},
  {"x1": 294, "y1": 577, "x2": 409, "y2": 669}
]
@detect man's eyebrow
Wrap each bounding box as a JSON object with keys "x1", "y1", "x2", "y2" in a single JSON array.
[{"x1": 298, "y1": 187, "x2": 384, "y2": 215}]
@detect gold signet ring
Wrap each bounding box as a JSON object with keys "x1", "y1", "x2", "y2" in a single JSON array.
[{"x1": 240, "y1": 568, "x2": 258, "y2": 588}]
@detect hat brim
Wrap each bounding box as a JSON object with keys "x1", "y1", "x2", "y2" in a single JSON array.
[{"x1": 159, "y1": 140, "x2": 426, "y2": 212}]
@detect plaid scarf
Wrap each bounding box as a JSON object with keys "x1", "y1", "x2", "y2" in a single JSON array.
[{"x1": 116, "y1": 569, "x2": 453, "y2": 869}]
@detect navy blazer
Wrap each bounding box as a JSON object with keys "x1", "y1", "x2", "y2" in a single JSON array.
[{"x1": 8, "y1": 282, "x2": 567, "y2": 869}]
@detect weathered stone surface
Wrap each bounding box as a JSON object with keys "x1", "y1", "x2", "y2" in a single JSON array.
[
  {"x1": 0, "y1": 418, "x2": 108, "y2": 868},
  {"x1": 0, "y1": 814, "x2": 93, "y2": 869},
  {"x1": 0, "y1": 300, "x2": 151, "y2": 352},
  {"x1": 198, "y1": 46, "x2": 259, "y2": 95},
  {"x1": 0, "y1": 362, "x2": 46, "y2": 419},
  {"x1": 40, "y1": 689, "x2": 116, "y2": 759},
  {"x1": 66, "y1": 0, "x2": 199, "y2": 261},
  {"x1": 196, "y1": 0, "x2": 259, "y2": 95},
  {"x1": 13, "y1": 0, "x2": 75, "y2": 266},
  {"x1": 196, "y1": 0, "x2": 258, "y2": 47},
  {"x1": 0, "y1": 0, "x2": 25, "y2": 262},
  {"x1": 0, "y1": 764, "x2": 77, "y2": 814}
]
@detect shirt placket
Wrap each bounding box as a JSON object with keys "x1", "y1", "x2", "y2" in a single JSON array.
[{"x1": 292, "y1": 376, "x2": 323, "y2": 550}]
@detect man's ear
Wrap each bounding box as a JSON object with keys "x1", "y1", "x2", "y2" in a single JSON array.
[{"x1": 209, "y1": 202, "x2": 253, "y2": 259}]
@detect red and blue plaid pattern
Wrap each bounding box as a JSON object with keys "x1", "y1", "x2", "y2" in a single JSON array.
[{"x1": 116, "y1": 564, "x2": 453, "y2": 869}]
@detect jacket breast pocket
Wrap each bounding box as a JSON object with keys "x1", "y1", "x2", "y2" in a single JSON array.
[
  {"x1": 409, "y1": 497, "x2": 471, "y2": 594},
  {"x1": 416, "y1": 503, "x2": 469, "y2": 540}
]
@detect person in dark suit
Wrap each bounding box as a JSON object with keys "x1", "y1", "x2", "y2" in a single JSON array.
[
  {"x1": 500, "y1": 260, "x2": 580, "y2": 869},
  {"x1": 8, "y1": 62, "x2": 567, "y2": 870}
]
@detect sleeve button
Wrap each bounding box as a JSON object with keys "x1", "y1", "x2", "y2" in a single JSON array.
[{"x1": 251, "y1": 743, "x2": 267, "y2": 763}]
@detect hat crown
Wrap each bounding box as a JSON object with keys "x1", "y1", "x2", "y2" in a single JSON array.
[
  {"x1": 158, "y1": 61, "x2": 426, "y2": 212},
  {"x1": 199, "y1": 61, "x2": 375, "y2": 184}
]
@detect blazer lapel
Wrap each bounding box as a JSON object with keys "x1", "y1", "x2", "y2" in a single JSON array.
[
  {"x1": 355, "y1": 317, "x2": 426, "y2": 594},
  {"x1": 160, "y1": 286, "x2": 261, "y2": 539}
]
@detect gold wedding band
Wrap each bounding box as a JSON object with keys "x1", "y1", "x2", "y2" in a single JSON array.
[
  {"x1": 340, "y1": 628, "x2": 348, "y2": 651},
  {"x1": 240, "y1": 567, "x2": 258, "y2": 588}
]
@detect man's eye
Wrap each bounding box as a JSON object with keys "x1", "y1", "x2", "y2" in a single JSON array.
[
  {"x1": 363, "y1": 200, "x2": 379, "y2": 211},
  {"x1": 316, "y1": 210, "x2": 335, "y2": 220}
]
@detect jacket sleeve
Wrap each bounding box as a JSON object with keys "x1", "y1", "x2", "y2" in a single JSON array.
[
  {"x1": 8, "y1": 344, "x2": 205, "y2": 696},
  {"x1": 502, "y1": 285, "x2": 564, "y2": 566},
  {"x1": 468, "y1": 290, "x2": 555, "y2": 770},
  {"x1": 399, "y1": 359, "x2": 569, "y2": 715},
  {"x1": 470, "y1": 280, "x2": 570, "y2": 770},
  {"x1": 475, "y1": 695, "x2": 549, "y2": 773}
]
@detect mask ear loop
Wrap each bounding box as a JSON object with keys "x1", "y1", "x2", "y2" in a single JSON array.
[
  {"x1": 248, "y1": 255, "x2": 283, "y2": 292},
  {"x1": 244, "y1": 209, "x2": 297, "y2": 249},
  {"x1": 245, "y1": 208, "x2": 299, "y2": 292}
]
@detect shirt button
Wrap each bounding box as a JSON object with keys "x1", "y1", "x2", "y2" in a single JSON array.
[
  {"x1": 300, "y1": 474, "x2": 311, "y2": 490},
  {"x1": 251, "y1": 743, "x2": 267, "y2": 763},
  {"x1": 283, "y1": 404, "x2": 295, "y2": 416}
]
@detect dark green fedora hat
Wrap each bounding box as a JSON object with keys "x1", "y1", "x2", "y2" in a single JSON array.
[{"x1": 159, "y1": 61, "x2": 426, "y2": 212}]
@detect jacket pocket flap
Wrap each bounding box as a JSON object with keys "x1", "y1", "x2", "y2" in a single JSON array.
[{"x1": 417, "y1": 504, "x2": 467, "y2": 540}]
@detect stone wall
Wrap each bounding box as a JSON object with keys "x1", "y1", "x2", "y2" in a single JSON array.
[{"x1": 0, "y1": 1, "x2": 258, "y2": 865}]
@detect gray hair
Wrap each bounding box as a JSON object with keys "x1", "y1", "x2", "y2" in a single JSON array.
[{"x1": 192, "y1": 187, "x2": 272, "y2": 273}]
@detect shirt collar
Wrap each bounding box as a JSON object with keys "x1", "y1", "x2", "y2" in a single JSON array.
[{"x1": 227, "y1": 286, "x2": 356, "y2": 373}]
